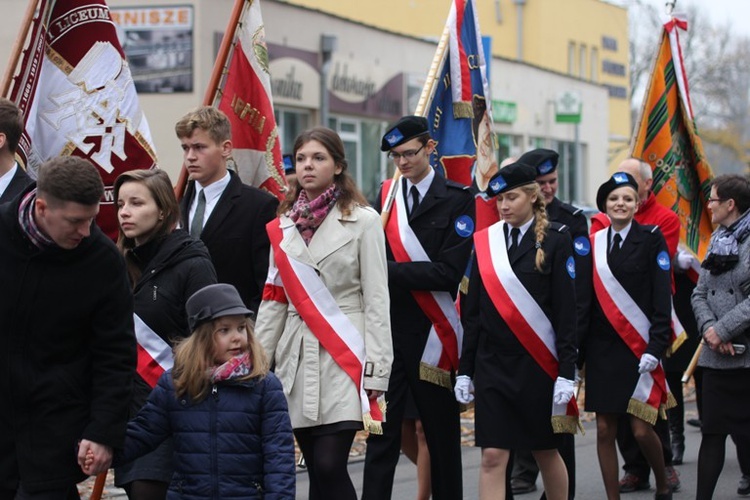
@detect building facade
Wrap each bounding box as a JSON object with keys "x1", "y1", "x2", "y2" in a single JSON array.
[{"x1": 0, "y1": 0, "x2": 611, "y2": 205}]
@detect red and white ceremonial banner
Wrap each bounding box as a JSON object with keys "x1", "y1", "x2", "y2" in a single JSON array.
[
  {"x1": 381, "y1": 179, "x2": 462, "y2": 390},
  {"x1": 7, "y1": 0, "x2": 158, "y2": 240},
  {"x1": 591, "y1": 230, "x2": 673, "y2": 424},
  {"x1": 266, "y1": 219, "x2": 385, "y2": 434},
  {"x1": 213, "y1": 0, "x2": 286, "y2": 200},
  {"x1": 474, "y1": 222, "x2": 579, "y2": 434}
]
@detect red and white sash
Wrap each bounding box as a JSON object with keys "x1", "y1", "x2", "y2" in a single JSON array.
[
  {"x1": 134, "y1": 313, "x2": 173, "y2": 388},
  {"x1": 266, "y1": 219, "x2": 385, "y2": 434},
  {"x1": 591, "y1": 230, "x2": 673, "y2": 424},
  {"x1": 381, "y1": 179, "x2": 463, "y2": 389},
  {"x1": 474, "y1": 222, "x2": 579, "y2": 434}
]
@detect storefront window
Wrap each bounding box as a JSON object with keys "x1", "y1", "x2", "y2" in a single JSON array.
[
  {"x1": 329, "y1": 116, "x2": 388, "y2": 203},
  {"x1": 275, "y1": 108, "x2": 311, "y2": 156}
]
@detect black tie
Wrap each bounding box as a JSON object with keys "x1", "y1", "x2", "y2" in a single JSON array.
[
  {"x1": 509, "y1": 227, "x2": 520, "y2": 259},
  {"x1": 610, "y1": 233, "x2": 622, "y2": 262},
  {"x1": 410, "y1": 185, "x2": 421, "y2": 216}
]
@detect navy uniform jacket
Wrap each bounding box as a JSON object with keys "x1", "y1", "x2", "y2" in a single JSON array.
[
  {"x1": 0, "y1": 165, "x2": 32, "y2": 203},
  {"x1": 546, "y1": 197, "x2": 591, "y2": 361},
  {"x1": 584, "y1": 221, "x2": 672, "y2": 413},
  {"x1": 374, "y1": 175, "x2": 475, "y2": 347},
  {"x1": 180, "y1": 170, "x2": 278, "y2": 314}
]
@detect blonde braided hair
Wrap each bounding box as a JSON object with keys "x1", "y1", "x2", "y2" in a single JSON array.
[{"x1": 518, "y1": 183, "x2": 549, "y2": 271}]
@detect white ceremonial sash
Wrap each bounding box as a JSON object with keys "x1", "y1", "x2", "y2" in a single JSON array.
[{"x1": 134, "y1": 313, "x2": 173, "y2": 388}]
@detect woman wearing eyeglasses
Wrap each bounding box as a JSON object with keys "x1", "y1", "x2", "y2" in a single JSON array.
[
  {"x1": 456, "y1": 161, "x2": 578, "y2": 500},
  {"x1": 691, "y1": 174, "x2": 750, "y2": 499},
  {"x1": 583, "y1": 172, "x2": 673, "y2": 500}
]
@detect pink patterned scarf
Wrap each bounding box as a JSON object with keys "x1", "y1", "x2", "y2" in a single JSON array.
[
  {"x1": 209, "y1": 352, "x2": 252, "y2": 383},
  {"x1": 288, "y1": 184, "x2": 340, "y2": 245}
]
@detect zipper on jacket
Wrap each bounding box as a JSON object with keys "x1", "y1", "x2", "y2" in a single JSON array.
[
  {"x1": 152, "y1": 285, "x2": 158, "y2": 301},
  {"x1": 211, "y1": 384, "x2": 219, "y2": 498}
]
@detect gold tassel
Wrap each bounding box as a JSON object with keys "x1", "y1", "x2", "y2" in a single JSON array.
[
  {"x1": 419, "y1": 362, "x2": 452, "y2": 389},
  {"x1": 453, "y1": 101, "x2": 473, "y2": 119},
  {"x1": 551, "y1": 415, "x2": 581, "y2": 435},
  {"x1": 459, "y1": 274, "x2": 470, "y2": 295},
  {"x1": 627, "y1": 398, "x2": 658, "y2": 425}
]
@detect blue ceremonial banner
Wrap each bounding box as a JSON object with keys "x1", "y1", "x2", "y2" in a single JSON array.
[{"x1": 420, "y1": 0, "x2": 498, "y2": 230}]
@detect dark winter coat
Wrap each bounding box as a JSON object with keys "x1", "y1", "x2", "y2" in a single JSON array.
[
  {"x1": 119, "y1": 371, "x2": 295, "y2": 499},
  {"x1": 128, "y1": 230, "x2": 217, "y2": 411},
  {"x1": 0, "y1": 186, "x2": 135, "y2": 492}
]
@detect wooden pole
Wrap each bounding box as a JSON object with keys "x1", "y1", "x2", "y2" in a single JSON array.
[
  {"x1": 174, "y1": 0, "x2": 249, "y2": 200},
  {"x1": 89, "y1": 472, "x2": 107, "y2": 500},
  {"x1": 381, "y1": 20, "x2": 451, "y2": 227},
  {"x1": 1, "y1": 0, "x2": 41, "y2": 97},
  {"x1": 681, "y1": 342, "x2": 702, "y2": 384}
]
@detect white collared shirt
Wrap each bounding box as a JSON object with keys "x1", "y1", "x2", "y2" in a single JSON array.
[
  {"x1": 0, "y1": 163, "x2": 18, "y2": 199},
  {"x1": 404, "y1": 168, "x2": 435, "y2": 212},
  {"x1": 507, "y1": 217, "x2": 535, "y2": 247},
  {"x1": 189, "y1": 171, "x2": 231, "y2": 231},
  {"x1": 610, "y1": 222, "x2": 632, "y2": 249}
]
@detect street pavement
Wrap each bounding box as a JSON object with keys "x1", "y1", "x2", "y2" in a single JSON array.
[
  {"x1": 296, "y1": 402, "x2": 746, "y2": 499},
  {"x1": 82, "y1": 401, "x2": 745, "y2": 498}
]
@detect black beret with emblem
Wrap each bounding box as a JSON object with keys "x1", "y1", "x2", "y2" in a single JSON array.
[
  {"x1": 596, "y1": 171, "x2": 639, "y2": 212},
  {"x1": 485, "y1": 161, "x2": 538, "y2": 198},
  {"x1": 518, "y1": 148, "x2": 559, "y2": 177},
  {"x1": 381, "y1": 115, "x2": 430, "y2": 151}
]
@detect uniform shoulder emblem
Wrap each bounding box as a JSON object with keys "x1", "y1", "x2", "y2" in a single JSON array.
[
  {"x1": 445, "y1": 179, "x2": 471, "y2": 191},
  {"x1": 559, "y1": 201, "x2": 583, "y2": 216},
  {"x1": 549, "y1": 221, "x2": 569, "y2": 233}
]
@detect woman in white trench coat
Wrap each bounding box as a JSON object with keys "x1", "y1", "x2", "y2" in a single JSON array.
[{"x1": 255, "y1": 127, "x2": 393, "y2": 500}]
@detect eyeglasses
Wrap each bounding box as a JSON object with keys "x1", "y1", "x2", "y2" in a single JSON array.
[
  {"x1": 707, "y1": 198, "x2": 726, "y2": 205},
  {"x1": 387, "y1": 145, "x2": 425, "y2": 161}
]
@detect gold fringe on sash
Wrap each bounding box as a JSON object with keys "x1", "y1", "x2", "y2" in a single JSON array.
[
  {"x1": 666, "y1": 331, "x2": 688, "y2": 357},
  {"x1": 551, "y1": 415, "x2": 582, "y2": 435},
  {"x1": 362, "y1": 397, "x2": 388, "y2": 435},
  {"x1": 628, "y1": 391, "x2": 677, "y2": 425},
  {"x1": 419, "y1": 362, "x2": 452, "y2": 389},
  {"x1": 453, "y1": 101, "x2": 473, "y2": 119},
  {"x1": 627, "y1": 398, "x2": 659, "y2": 425}
]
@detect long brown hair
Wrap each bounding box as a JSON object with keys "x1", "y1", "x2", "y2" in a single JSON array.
[
  {"x1": 172, "y1": 317, "x2": 269, "y2": 402},
  {"x1": 278, "y1": 127, "x2": 368, "y2": 215},
  {"x1": 114, "y1": 169, "x2": 180, "y2": 287}
]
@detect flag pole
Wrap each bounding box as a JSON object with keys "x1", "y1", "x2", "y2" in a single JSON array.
[
  {"x1": 1, "y1": 0, "x2": 41, "y2": 97},
  {"x1": 381, "y1": 21, "x2": 451, "y2": 227},
  {"x1": 174, "y1": 0, "x2": 249, "y2": 199}
]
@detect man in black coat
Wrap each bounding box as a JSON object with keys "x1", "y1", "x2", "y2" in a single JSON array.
[
  {"x1": 176, "y1": 106, "x2": 278, "y2": 314},
  {"x1": 0, "y1": 157, "x2": 135, "y2": 499},
  {"x1": 363, "y1": 116, "x2": 475, "y2": 500},
  {"x1": 510, "y1": 149, "x2": 590, "y2": 499},
  {"x1": 0, "y1": 98, "x2": 32, "y2": 203}
]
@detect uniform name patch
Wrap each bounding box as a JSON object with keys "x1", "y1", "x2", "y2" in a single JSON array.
[
  {"x1": 574, "y1": 236, "x2": 590, "y2": 256},
  {"x1": 657, "y1": 250, "x2": 671, "y2": 271},
  {"x1": 566, "y1": 256, "x2": 576, "y2": 278},
  {"x1": 455, "y1": 215, "x2": 474, "y2": 238}
]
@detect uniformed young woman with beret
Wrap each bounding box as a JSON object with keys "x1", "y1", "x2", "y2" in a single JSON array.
[
  {"x1": 455, "y1": 161, "x2": 578, "y2": 500},
  {"x1": 583, "y1": 172, "x2": 673, "y2": 500}
]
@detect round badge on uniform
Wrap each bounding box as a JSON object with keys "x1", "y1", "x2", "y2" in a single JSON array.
[
  {"x1": 657, "y1": 250, "x2": 671, "y2": 271},
  {"x1": 573, "y1": 236, "x2": 591, "y2": 256},
  {"x1": 455, "y1": 215, "x2": 474, "y2": 238},
  {"x1": 566, "y1": 256, "x2": 576, "y2": 278}
]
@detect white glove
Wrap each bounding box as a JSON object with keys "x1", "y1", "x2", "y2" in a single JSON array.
[
  {"x1": 638, "y1": 353, "x2": 659, "y2": 373},
  {"x1": 454, "y1": 375, "x2": 474, "y2": 404},
  {"x1": 553, "y1": 377, "x2": 576, "y2": 405},
  {"x1": 676, "y1": 250, "x2": 697, "y2": 271}
]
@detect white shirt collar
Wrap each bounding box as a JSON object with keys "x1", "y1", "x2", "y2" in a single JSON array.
[
  {"x1": 508, "y1": 216, "x2": 535, "y2": 243},
  {"x1": 0, "y1": 163, "x2": 18, "y2": 199},
  {"x1": 405, "y1": 167, "x2": 435, "y2": 201},
  {"x1": 610, "y1": 222, "x2": 632, "y2": 245}
]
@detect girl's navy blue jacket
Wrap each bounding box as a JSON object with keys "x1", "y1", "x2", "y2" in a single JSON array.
[{"x1": 118, "y1": 370, "x2": 295, "y2": 499}]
